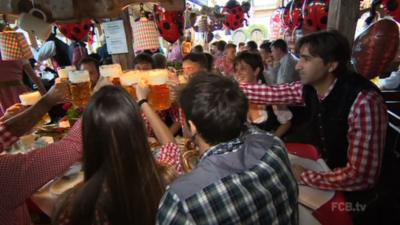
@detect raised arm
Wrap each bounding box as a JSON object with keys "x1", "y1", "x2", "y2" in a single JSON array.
[{"x1": 240, "y1": 81, "x2": 304, "y2": 105}]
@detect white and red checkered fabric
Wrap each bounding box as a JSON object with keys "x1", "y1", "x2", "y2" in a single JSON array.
[
  {"x1": 132, "y1": 20, "x2": 161, "y2": 53},
  {"x1": 0, "y1": 32, "x2": 33, "y2": 60}
]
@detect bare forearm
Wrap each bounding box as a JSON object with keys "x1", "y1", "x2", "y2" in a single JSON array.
[
  {"x1": 23, "y1": 63, "x2": 46, "y2": 95},
  {"x1": 274, "y1": 122, "x2": 291, "y2": 138},
  {"x1": 141, "y1": 103, "x2": 176, "y2": 145},
  {"x1": 4, "y1": 98, "x2": 52, "y2": 136},
  {"x1": 169, "y1": 122, "x2": 181, "y2": 136}
]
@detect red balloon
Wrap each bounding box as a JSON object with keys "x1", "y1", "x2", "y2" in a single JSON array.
[
  {"x1": 352, "y1": 18, "x2": 400, "y2": 79},
  {"x1": 154, "y1": 5, "x2": 184, "y2": 44},
  {"x1": 383, "y1": 0, "x2": 400, "y2": 22},
  {"x1": 302, "y1": 0, "x2": 330, "y2": 33},
  {"x1": 223, "y1": 5, "x2": 246, "y2": 30},
  {"x1": 283, "y1": 1, "x2": 304, "y2": 31},
  {"x1": 57, "y1": 20, "x2": 93, "y2": 42}
]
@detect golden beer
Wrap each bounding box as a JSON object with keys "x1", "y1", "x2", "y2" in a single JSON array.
[
  {"x1": 148, "y1": 69, "x2": 171, "y2": 111},
  {"x1": 68, "y1": 70, "x2": 92, "y2": 108},
  {"x1": 19, "y1": 91, "x2": 51, "y2": 124},
  {"x1": 100, "y1": 64, "x2": 122, "y2": 86},
  {"x1": 120, "y1": 71, "x2": 141, "y2": 100}
]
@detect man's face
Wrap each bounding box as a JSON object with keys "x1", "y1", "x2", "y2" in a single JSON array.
[
  {"x1": 239, "y1": 45, "x2": 247, "y2": 52},
  {"x1": 259, "y1": 49, "x2": 272, "y2": 66},
  {"x1": 135, "y1": 62, "x2": 153, "y2": 70},
  {"x1": 224, "y1": 47, "x2": 236, "y2": 61},
  {"x1": 80, "y1": 63, "x2": 99, "y2": 85},
  {"x1": 182, "y1": 60, "x2": 204, "y2": 79},
  {"x1": 271, "y1": 46, "x2": 284, "y2": 61},
  {"x1": 295, "y1": 45, "x2": 332, "y2": 85}
]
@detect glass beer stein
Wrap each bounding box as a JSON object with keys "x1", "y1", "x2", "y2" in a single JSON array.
[
  {"x1": 57, "y1": 66, "x2": 76, "y2": 83},
  {"x1": 100, "y1": 64, "x2": 122, "y2": 86},
  {"x1": 147, "y1": 69, "x2": 171, "y2": 111},
  {"x1": 68, "y1": 70, "x2": 92, "y2": 108},
  {"x1": 19, "y1": 91, "x2": 51, "y2": 125},
  {"x1": 120, "y1": 70, "x2": 141, "y2": 100}
]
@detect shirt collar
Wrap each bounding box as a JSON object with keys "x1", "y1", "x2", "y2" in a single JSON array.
[{"x1": 319, "y1": 78, "x2": 338, "y2": 101}]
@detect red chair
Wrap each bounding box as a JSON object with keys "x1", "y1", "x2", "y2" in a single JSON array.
[
  {"x1": 286, "y1": 143, "x2": 321, "y2": 160},
  {"x1": 286, "y1": 143, "x2": 353, "y2": 225}
]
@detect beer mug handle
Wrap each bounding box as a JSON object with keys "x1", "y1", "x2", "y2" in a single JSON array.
[{"x1": 29, "y1": 8, "x2": 47, "y2": 22}]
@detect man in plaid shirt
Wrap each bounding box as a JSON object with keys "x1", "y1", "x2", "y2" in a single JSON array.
[
  {"x1": 157, "y1": 74, "x2": 298, "y2": 225},
  {"x1": 240, "y1": 31, "x2": 388, "y2": 224}
]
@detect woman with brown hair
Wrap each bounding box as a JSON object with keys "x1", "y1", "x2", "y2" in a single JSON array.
[{"x1": 52, "y1": 85, "x2": 179, "y2": 225}]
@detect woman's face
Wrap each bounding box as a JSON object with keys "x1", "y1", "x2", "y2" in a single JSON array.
[{"x1": 234, "y1": 60, "x2": 258, "y2": 83}]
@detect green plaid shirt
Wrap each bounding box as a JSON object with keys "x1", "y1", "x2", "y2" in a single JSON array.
[{"x1": 157, "y1": 128, "x2": 298, "y2": 225}]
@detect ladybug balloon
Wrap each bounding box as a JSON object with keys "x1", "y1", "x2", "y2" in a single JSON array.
[
  {"x1": 222, "y1": 0, "x2": 250, "y2": 31},
  {"x1": 302, "y1": 0, "x2": 330, "y2": 33},
  {"x1": 283, "y1": 0, "x2": 304, "y2": 32},
  {"x1": 57, "y1": 20, "x2": 93, "y2": 42},
  {"x1": 154, "y1": 5, "x2": 184, "y2": 44},
  {"x1": 352, "y1": 18, "x2": 399, "y2": 79}
]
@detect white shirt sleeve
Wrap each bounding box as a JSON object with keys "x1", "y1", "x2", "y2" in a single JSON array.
[
  {"x1": 272, "y1": 105, "x2": 293, "y2": 124},
  {"x1": 379, "y1": 71, "x2": 400, "y2": 90},
  {"x1": 32, "y1": 41, "x2": 56, "y2": 62}
]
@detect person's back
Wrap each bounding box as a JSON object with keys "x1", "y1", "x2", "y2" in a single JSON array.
[{"x1": 157, "y1": 74, "x2": 298, "y2": 225}]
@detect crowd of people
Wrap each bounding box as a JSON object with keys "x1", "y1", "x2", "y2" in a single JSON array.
[{"x1": 0, "y1": 30, "x2": 395, "y2": 225}]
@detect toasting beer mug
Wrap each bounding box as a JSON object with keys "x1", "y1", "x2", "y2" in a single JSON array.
[
  {"x1": 68, "y1": 70, "x2": 92, "y2": 107},
  {"x1": 57, "y1": 66, "x2": 76, "y2": 83},
  {"x1": 120, "y1": 71, "x2": 141, "y2": 100},
  {"x1": 100, "y1": 64, "x2": 122, "y2": 86},
  {"x1": 19, "y1": 91, "x2": 51, "y2": 125},
  {"x1": 147, "y1": 69, "x2": 171, "y2": 111}
]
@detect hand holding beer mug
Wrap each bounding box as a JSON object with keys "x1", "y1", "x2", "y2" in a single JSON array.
[
  {"x1": 19, "y1": 91, "x2": 51, "y2": 125},
  {"x1": 120, "y1": 71, "x2": 141, "y2": 100},
  {"x1": 100, "y1": 64, "x2": 122, "y2": 86},
  {"x1": 147, "y1": 69, "x2": 171, "y2": 111},
  {"x1": 68, "y1": 70, "x2": 92, "y2": 108}
]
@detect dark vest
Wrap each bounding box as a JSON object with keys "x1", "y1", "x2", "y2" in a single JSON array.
[
  {"x1": 48, "y1": 35, "x2": 71, "y2": 67},
  {"x1": 302, "y1": 72, "x2": 381, "y2": 169}
]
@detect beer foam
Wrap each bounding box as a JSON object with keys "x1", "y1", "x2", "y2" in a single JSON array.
[
  {"x1": 147, "y1": 69, "x2": 168, "y2": 85},
  {"x1": 100, "y1": 64, "x2": 122, "y2": 78},
  {"x1": 19, "y1": 91, "x2": 42, "y2": 106},
  {"x1": 68, "y1": 70, "x2": 90, "y2": 83},
  {"x1": 120, "y1": 71, "x2": 141, "y2": 86},
  {"x1": 58, "y1": 66, "x2": 76, "y2": 79}
]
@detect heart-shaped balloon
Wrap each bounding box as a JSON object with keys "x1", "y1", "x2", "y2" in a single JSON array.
[
  {"x1": 352, "y1": 18, "x2": 400, "y2": 79},
  {"x1": 57, "y1": 20, "x2": 93, "y2": 41},
  {"x1": 154, "y1": 5, "x2": 184, "y2": 44},
  {"x1": 302, "y1": 0, "x2": 330, "y2": 33}
]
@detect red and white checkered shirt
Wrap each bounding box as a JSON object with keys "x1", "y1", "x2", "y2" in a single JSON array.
[
  {"x1": 0, "y1": 122, "x2": 19, "y2": 153},
  {"x1": 0, "y1": 119, "x2": 83, "y2": 225},
  {"x1": 158, "y1": 142, "x2": 183, "y2": 174},
  {"x1": 241, "y1": 81, "x2": 388, "y2": 191}
]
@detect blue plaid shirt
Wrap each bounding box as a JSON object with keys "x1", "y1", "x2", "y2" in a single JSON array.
[{"x1": 157, "y1": 127, "x2": 298, "y2": 225}]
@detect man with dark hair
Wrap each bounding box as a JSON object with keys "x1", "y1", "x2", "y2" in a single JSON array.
[
  {"x1": 133, "y1": 53, "x2": 154, "y2": 70},
  {"x1": 182, "y1": 53, "x2": 208, "y2": 78},
  {"x1": 214, "y1": 40, "x2": 227, "y2": 62},
  {"x1": 157, "y1": 73, "x2": 298, "y2": 225},
  {"x1": 241, "y1": 31, "x2": 388, "y2": 224},
  {"x1": 269, "y1": 39, "x2": 299, "y2": 84},
  {"x1": 214, "y1": 43, "x2": 236, "y2": 77},
  {"x1": 246, "y1": 40, "x2": 258, "y2": 52},
  {"x1": 152, "y1": 53, "x2": 167, "y2": 69},
  {"x1": 191, "y1": 45, "x2": 204, "y2": 53},
  {"x1": 259, "y1": 41, "x2": 274, "y2": 83},
  {"x1": 79, "y1": 57, "x2": 100, "y2": 86}
]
